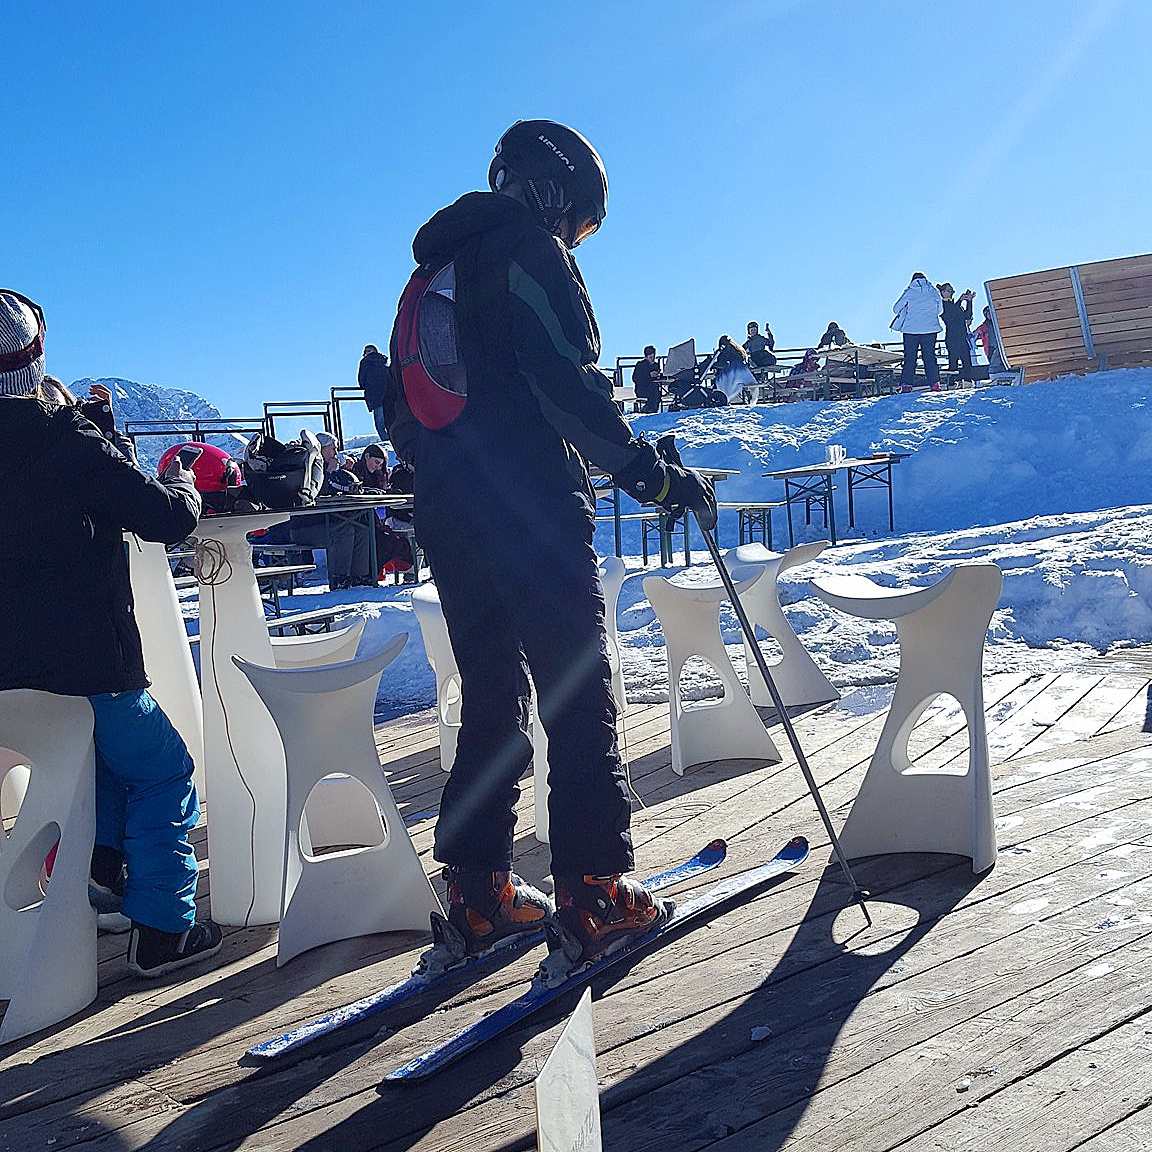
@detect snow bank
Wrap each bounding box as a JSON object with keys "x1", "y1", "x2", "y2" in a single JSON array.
[{"x1": 597, "y1": 369, "x2": 1152, "y2": 556}]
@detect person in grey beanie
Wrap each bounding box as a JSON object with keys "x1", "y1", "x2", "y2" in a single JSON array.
[{"x1": 0, "y1": 289, "x2": 223, "y2": 978}]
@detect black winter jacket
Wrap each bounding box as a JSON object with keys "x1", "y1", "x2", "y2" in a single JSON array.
[
  {"x1": 0, "y1": 398, "x2": 201, "y2": 696},
  {"x1": 941, "y1": 298, "x2": 973, "y2": 348},
  {"x1": 385, "y1": 193, "x2": 668, "y2": 539},
  {"x1": 358, "y1": 349, "x2": 391, "y2": 411}
]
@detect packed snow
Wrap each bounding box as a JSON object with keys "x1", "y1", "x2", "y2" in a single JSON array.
[{"x1": 178, "y1": 369, "x2": 1152, "y2": 719}]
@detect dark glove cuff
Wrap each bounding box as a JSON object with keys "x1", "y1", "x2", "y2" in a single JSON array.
[{"x1": 612, "y1": 440, "x2": 667, "y2": 504}]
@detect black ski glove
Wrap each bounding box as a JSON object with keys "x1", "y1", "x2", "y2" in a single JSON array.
[{"x1": 657, "y1": 463, "x2": 717, "y2": 531}]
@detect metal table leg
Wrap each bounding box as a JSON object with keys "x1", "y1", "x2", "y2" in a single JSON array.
[
  {"x1": 826, "y1": 473, "x2": 838, "y2": 545},
  {"x1": 887, "y1": 462, "x2": 895, "y2": 531},
  {"x1": 612, "y1": 485, "x2": 622, "y2": 558}
]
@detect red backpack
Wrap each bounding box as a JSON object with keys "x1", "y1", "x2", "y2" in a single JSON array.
[{"x1": 391, "y1": 261, "x2": 468, "y2": 431}]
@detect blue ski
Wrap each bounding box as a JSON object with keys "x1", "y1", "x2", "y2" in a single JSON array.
[
  {"x1": 384, "y1": 836, "x2": 809, "y2": 1083},
  {"x1": 246, "y1": 839, "x2": 727, "y2": 1061}
]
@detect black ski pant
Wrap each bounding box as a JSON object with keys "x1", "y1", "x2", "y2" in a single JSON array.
[
  {"x1": 901, "y1": 332, "x2": 940, "y2": 389},
  {"x1": 946, "y1": 337, "x2": 973, "y2": 381},
  {"x1": 289, "y1": 512, "x2": 371, "y2": 587},
  {"x1": 423, "y1": 506, "x2": 633, "y2": 879}
]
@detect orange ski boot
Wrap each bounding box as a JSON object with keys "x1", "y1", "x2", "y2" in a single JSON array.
[
  {"x1": 551, "y1": 872, "x2": 669, "y2": 967},
  {"x1": 418, "y1": 867, "x2": 553, "y2": 976}
]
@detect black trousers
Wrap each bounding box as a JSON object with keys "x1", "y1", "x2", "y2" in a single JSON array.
[
  {"x1": 423, "y1": 505, "x2": 633, "y2": 878},
  {"x1": 901, "y1": 332, "x2": 940, "y2": 388},
  {"x1": 946, "y1": 337, "x2": 973, "y2": 381}
]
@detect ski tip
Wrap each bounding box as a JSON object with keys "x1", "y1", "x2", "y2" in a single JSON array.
[
  {"x1": 785, "y1": 836, "x2": 810, "y2": 854},
  {"x1": 704, "y1": 838, "x2": 728, "y2": 855}
]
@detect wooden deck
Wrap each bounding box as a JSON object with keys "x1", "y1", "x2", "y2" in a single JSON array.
[{"x1": 4, "y1": 667, "x2": 1152, "y2": 1151}]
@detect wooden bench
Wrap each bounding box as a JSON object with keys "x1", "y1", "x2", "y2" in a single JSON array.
[
  {"x1": 594, "y1": 512, "x2": 667, "y2": 565},
  {"x1": 188, "y1": 605, "x2": 350, "y2": 647}
]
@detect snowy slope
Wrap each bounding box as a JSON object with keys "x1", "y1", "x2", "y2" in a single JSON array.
[{"x1": 597, "y1": 369, "x2": 1152, "y2": 556}]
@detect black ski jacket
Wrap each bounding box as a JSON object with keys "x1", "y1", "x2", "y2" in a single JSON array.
[
  {"x1": 385, "y1": 193, "x2": 668, "y2": 539},
  {"x1": 941, "y1": 298, "x2": 973, "y2": 348},
  {"x1": 358, "y1": 348, "x2": 391, "y2": 411},
  {"x1": 0, "y1": 397, "x2": 201, "y2": 696}
]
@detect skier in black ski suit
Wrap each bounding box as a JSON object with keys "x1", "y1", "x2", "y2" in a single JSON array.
[{"x1": 379, "y1": 120, "x2": 716, "y2": 965}]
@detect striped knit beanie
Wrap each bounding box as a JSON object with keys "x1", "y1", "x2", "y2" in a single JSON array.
[{"x1": 0, "y1": 291, "x2": 46, "y2": 397}]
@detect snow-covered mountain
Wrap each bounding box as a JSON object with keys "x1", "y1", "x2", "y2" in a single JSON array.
[{"x1": 71, "y1": 376, "x2": 245, "y2": 473}]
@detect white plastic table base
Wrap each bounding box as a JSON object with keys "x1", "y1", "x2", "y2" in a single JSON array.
[
  {"x1": 0, "y1": 691, "x2": 98, "y2": 1043},
  {"x1": 127, "y1": 536, "x2": 206, "y2": 799},
  {"x1": 644, "y1": 575, "x2": 782, "y2": 776},
  {"x1": 234, "y1": 639, "x2": 441, "y2": 967},
  {"x1": 194, "y1": 513, "x2": 292, "y2": 926},
  {"x1": 813, "y1": 564, "x2": 1003, "y2": 873}
]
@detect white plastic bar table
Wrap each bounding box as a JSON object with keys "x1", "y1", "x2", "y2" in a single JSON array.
[
  {"x1": 192, "y1": 496, "x2": 404, "y2": 926},
  {"x1": 127, "y1": 535, "x2": 206, "y2": 799}
]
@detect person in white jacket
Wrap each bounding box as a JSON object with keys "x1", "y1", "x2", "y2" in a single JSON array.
[{"x1": 892, "y1": 273, "x2": 943, "y2": 390}]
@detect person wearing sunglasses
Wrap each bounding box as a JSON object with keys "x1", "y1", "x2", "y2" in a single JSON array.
[
  {"x1": 378, "y1": 119, "x2": 716, "y2": 972},
  {"x1": 0, "y1": 289, "x2": 222, "y2": 978}
]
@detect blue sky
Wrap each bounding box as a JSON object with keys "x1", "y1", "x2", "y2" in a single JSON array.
[{"x1": 6, "y1": 0, "x2": 1146, "y2": 437}]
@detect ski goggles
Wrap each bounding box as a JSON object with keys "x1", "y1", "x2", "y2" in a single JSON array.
[
  {"x1": 0, "y1": 289, "x2": 46, "y2": 374},
  {"x1": 569, "y1": 210, "x2": 603, "y2": 248}
]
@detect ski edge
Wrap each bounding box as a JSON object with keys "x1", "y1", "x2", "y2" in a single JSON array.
[{"x1": 245, "y1": 838, "x2": 729, "y2": 1061}]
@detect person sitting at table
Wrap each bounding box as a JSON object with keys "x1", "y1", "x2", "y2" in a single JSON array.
[
  {"x1": 817, "y1": 322, "x2": 850, "y2": 350},
  {"x1": 789, "y1": 348, "x2": 821, "y2": 381},
  {"x1": 352, "y1": 442, "x2": 390, "y2": 490},
  {"x1": 743, "y1": 321, "x2": 777, "y2": 368},
  {"x1": 631, "y1": 346, "x2": 663, "y2": 413},
  {"x1": 287, "y1": 431, "x2": 374, "y2": 589},
  {"x1": 0, "y1": 289, "x2": 223, "y2": 977}
]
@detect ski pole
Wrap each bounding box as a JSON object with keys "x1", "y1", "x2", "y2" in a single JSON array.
[{"x1": 695, "y1": 517, "x2": 872, "y2": 927}]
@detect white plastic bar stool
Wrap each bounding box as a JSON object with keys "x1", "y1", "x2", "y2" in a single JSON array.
[
  {"x1": 643, "y1": 574, "x2": 782, "y2": 776},
  {"x1": 0, "y1": 691, "x2": 98, "y2": 1042},
  {"x1": 411, "y1": 584, "x2": 553, "y2": 842},
  {"x1": 234, "y1": 637, "x2": 442, "y2": 967},
  {"x1": 127, "y1": 536, "x2": 206, "y2": 800},
  {"x1": 812, "y1": 564, "x2": 1003, "y2": 873},
  {"x1": 270, "y1": 619, "x2": 365, "y2": 668},
  {"x1": 599, "y1": 554, "x2": 629, "y2": 714},
  {"x1": 726, "y1": 542, "x2": 839, "y2": 709}
]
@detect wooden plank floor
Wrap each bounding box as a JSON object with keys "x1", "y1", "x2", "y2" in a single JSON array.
[{"x1": 3, "y1": 669, "x2": 1152, "y2": 1151}]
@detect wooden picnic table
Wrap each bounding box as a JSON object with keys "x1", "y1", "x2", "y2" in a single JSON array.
[
  {"x1": 764, "y1": 452, "x2": 910, "y2": 546},
  {"x1": 591, "y1": 465, "x2": 739, "y2": 565}
]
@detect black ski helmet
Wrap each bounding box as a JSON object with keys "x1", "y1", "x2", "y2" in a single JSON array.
[{"x1": 488, "y1": 119, "x2": 608, "y2": 247}]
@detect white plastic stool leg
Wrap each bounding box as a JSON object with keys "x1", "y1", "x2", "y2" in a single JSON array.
[
  {"x1": 813, "y1": 564, "x2": 1003, "y2": 873},
  {"x1": 644, "y1": 576, "x2": 781, "y2": 776},
  {"x1": 726, "y1": 542, "x2": 839, "y2": 709},
  {"x1": 412, "y1": 586, "x2": 463, "y2": 774},
  {"x1": 0, "y1": 691, "x2": 97, "y2": 1042},
  {"x1": 127, "y1": 536, "x2": 206, "y2": 800},
  {"x1": 599, "y1": 555, "x2": 629, "y2": 714},
  {"x1": 271, "y1": 619, "x2": 365, "y2": 668},
  {"x1": 234, "y1": 638, "x2": 442, "y2": 966}
]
